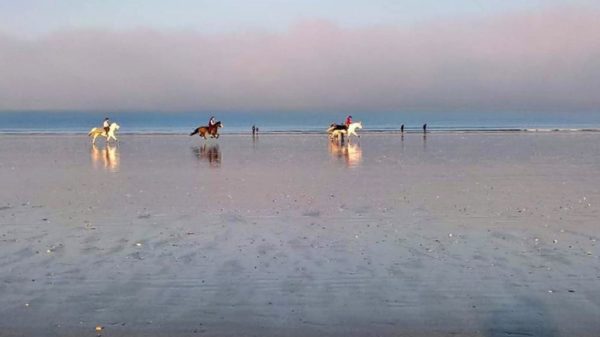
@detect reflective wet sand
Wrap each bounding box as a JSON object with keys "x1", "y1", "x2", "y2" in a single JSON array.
[{"x1": 0, "y1": 133, "x2": 599, "y2": 336}]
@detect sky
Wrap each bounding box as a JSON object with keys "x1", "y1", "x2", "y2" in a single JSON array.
[{"x1": 0, "y1": 0, "x2": 599, "y2": 113}]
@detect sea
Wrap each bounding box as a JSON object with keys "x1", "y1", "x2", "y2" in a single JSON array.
[{"x1": 0, "y1": 111, "x2": 599, "y2": 134}]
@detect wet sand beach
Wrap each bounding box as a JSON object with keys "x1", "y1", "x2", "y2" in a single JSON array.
[{"x1": 0, "y1": 133, "x2": 599, "y2": 337}]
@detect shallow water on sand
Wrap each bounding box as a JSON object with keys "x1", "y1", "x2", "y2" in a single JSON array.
[{"x1": 0, "y1": 133, "x2": 599, "y2": 337}]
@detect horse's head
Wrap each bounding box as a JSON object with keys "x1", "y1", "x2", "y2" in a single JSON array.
[
  {"x1": 111, "y1": 122, "x2": 120, "y2": 131},
  {"x1": 354, "y1": 121, "x2": 362, "y2": 129},
  {"x1": 216, "y1": 121, "x2": 223, "y2": 128}
]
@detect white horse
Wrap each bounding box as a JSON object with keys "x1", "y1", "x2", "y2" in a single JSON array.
[
  {"x1": 347, "y1": 121, "x2": 362, "y2": 140},
  {"x1": 328, "y1": 122, "x2": 362, "y2": 142},
  {"x1": 88, "y1": 122, "x2": 120, "y2": 144}
]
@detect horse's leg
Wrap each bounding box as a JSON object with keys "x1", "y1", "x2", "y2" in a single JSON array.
[
  {"x1": 336, "y1": 132, "x2": 343, "y2": 142},
  {"x1": 349, "y1": 129, "x2": 356, "y2": 138}
]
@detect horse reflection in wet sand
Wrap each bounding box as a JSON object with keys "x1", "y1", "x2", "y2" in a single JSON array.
[
  {"x1": 329, "y1": 141, "x2": 362, "y2": 167},
  {"x1": 192, "y1": 144, "x2": 221, "y2": 167},
  {"x1": 90, "y1": 144, "x2": 120, "y2": 172}
]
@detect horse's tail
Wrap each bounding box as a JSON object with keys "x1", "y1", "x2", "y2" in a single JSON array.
[{"x1": 190, "y1": 128, "x2": 199, "y2": 136}]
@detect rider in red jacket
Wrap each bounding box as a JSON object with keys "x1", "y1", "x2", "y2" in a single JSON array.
[{"x1": 344, "y1": 115, "x2": 353, "y2": 128}]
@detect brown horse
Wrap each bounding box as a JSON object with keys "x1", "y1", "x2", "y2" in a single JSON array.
[{"x1": 190, "y1": 121, "x2": 223, "y2": 139}]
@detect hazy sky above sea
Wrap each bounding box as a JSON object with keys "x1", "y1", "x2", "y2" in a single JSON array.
[{"x1": 1, "y1": 0, "x2": 599, "y2": 113}]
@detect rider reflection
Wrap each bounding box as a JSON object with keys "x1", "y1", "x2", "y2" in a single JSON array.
[
  {"x1": 192, "y1": 144, "x2": 221, "y2": 168},
  {"x1": 329, "y1": 141, "x2": 362, "y2": 168},
  {"x1": 90, "y1": 143, "x2": 120, "y2": 172}
]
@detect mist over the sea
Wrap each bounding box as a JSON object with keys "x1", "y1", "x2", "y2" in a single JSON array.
[{"x1": 1, "y1": 5, "x2": 599, "y2": 114}]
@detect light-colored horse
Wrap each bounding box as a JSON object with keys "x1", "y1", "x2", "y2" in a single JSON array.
[
  {"x1": 88, "y1": 123, "x2": 120, "y2": 144},
  {"x1": 347, "y1": 121, "x2": 362, "y2": 140},
  {"x1": 328, "y1": 122, "x2": 363, "y2": 142}
]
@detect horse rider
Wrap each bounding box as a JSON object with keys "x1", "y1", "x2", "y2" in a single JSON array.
[
  {"x1": 208, "y1": 116, "x2": 217, "y2": 134},
  {"x1": 345, "y1": 115, "x2": 353, "y2": 128},
  {"x1": 103, "y1": 117, "x2": 111, "y2": 134}
]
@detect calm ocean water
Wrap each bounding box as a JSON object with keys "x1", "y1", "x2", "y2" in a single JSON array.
[{"x1": 1, "y1": 111, "x2": 599, "y2": 134}]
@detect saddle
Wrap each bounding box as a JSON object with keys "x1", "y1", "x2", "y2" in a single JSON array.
[
  {"x1": 329, "y1": 124, "x2": 347, "y2": 131},
  {"x1": 207, "y1": 125, "x2": 217, "y2": 135}
]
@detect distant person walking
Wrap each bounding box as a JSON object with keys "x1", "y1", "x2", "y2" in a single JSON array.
[
  {"x1": 252, "y1": 125, "x2": 256, "y2": 135},
  {"x1": 423, "y1": 123, "x2": 427, "y2": 133},
  {"x1": 103, "y1": 117, "x2": 111, "y2": 134},
  {"x1": 400, "y1": 124, "x2": 404, "y2": 133}
]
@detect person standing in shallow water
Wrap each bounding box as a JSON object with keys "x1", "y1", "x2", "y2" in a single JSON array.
[
  {"x1": 400, "y1": 124, "x2": 404, "y2": 133},
  {"x1": 423, "y1": 123, "x2": 427, "y2": 133},
  {"x1": 103, "y1": 117, "x2": 110, "y2": 134}
]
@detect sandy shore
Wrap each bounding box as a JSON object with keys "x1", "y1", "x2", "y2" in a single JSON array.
[{"x1": 0, "y1": 133, "x2": 599, "y2": 337}]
